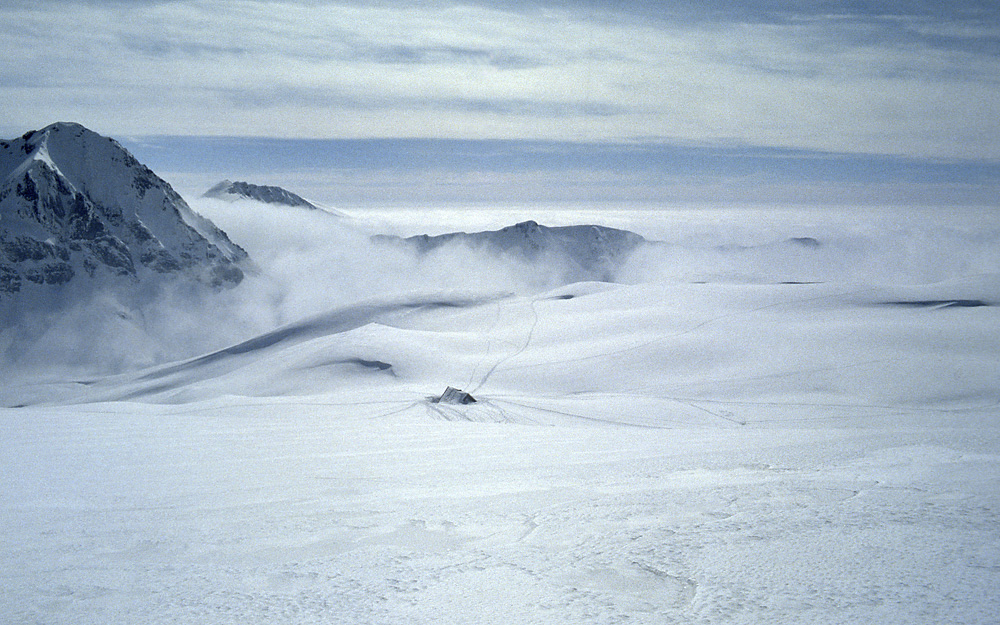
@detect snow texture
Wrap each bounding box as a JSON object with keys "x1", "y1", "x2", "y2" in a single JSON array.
[{"x1": 1, "y1": 145, "x2": 999, "y2": 623}]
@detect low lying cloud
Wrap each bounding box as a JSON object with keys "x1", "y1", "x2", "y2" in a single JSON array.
[
  {"x1": 3, "y1": 202, "x2": 999, "y2": 378},
  {"x1": 194, "y1": 199, "x2": 578, "y2": 320}
]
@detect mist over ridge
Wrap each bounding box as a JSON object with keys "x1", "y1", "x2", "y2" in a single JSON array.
[{"x1": 3, "y1": 122, "x2": 999, "y2": 379}]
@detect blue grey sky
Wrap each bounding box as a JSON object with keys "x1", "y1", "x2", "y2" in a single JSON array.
[{"x1": 3, "y1": 0, "x2": 999, "y2": 206}]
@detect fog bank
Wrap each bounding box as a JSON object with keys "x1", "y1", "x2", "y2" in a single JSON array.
[{"x1": 4, "y1": 202, "x2": 998, "y2": 376}]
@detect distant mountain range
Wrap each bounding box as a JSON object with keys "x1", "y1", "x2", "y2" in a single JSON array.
[
  {"x1": 203, "y1": 180, "x2": 318, "y2": 209},
  {"x1": 374, "y1": 220, "x2": 825, "y2": 284},
  {"x1": 0, "y1": 122, "x2": 248, "y2": 304},
  {"x1": 374, "y1": 220, "x2": 647, "y2": 282}
]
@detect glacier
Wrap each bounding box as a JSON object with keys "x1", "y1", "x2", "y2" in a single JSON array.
[{"x1": 1, "y1": 125, "x2": 998, "y2": 624}]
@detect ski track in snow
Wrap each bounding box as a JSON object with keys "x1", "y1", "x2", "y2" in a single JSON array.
[{"x1": 471, "y1": 296, "x2": 541, "y2": 394}]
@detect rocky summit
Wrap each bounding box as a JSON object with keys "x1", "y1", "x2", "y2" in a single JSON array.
[
  {"x1": 0, "y1": 122, "x2": 248, "y2": 299},
  {"x1": 373, "y1": 220, "x2": 647, "y2": 283},
  {"x1": 203, "y1": 179, "x2": 317, "y2": 210}
]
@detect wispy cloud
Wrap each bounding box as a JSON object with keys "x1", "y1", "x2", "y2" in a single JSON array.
[
  {"x1": 121, "y1": 135, "x2": 1000, "y2": 207},
  {"x1": 2, "y1": 0, "x2": 999, "y2": 161},
  {"x1": 215, "y1": 85, "x2": 627, "y2": 119}
]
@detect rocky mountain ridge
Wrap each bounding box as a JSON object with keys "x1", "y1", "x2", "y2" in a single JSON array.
[
  {"x1": 373, "y1": 220, "x2": 647, "y2": 282},
  {"x1": 373, "y1": 220, "x2": 826, "y2": 285},
  {"x1": 203, "y1": 180, "x2": 318, "y2": 209},
  {"x1": 0, "y1": 122, "x2": 248, "y2": 299}
]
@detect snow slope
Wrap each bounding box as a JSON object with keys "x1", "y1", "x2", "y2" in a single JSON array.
[
  {"x1": 2, "y1": 205, "x2": 999, "y2": 624},
  {"x1": 0, "y1": 123, "x2": 247, "y2": 297}
]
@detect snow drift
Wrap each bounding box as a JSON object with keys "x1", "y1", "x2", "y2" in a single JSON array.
[{"x1": 2, "y1": 200, "x2": 999, "y2": 625}]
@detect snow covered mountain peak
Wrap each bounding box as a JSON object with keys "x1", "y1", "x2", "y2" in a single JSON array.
[
  {"x1": 1, "y1": 122, "x2": 248, "y2": 299},
  {"x1": 203, "y1": 179, "x2": 318, "y2": 210}
]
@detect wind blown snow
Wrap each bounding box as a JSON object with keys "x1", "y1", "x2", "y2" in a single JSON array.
[{"x1": 2, "y1": 203, "x2": 998, "y2": 624}]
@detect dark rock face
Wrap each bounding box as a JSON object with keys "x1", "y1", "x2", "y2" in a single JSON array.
[
  {"x1": 0, "y1": 122, "x2": 249, "y2": 297},
  {"x1": 2, "y1": 237, "x2": 66, "y2": 263},
  {"x1": 0, "y1": 265, "x2": 21, "y2": 293},
  {"x1": 203, "y1": 179, "x2": 317, "y2": 210},
  {"x1": 23, "y1": 262, "x2": 74, "y2": 285}
]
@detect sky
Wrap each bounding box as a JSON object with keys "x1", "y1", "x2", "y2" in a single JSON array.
[{"x1": 2, "y1": 0, "x2": 1000, "y2": 206}]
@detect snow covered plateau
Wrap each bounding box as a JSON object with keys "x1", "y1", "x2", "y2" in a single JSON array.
[{"x1": 2, "y1": 129, "x2": 999, "y2": 624}]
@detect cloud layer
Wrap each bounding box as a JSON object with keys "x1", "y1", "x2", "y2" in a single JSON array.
[
  {"x1": 3, "y1": 0, "x2": 1000, "y2": 160},
  {"x1": 119, "y1": 136, "x2": 1000, "y2": 208},
  {"x1": 6, "y1": 200, "x2": 998, "y2": 376}
]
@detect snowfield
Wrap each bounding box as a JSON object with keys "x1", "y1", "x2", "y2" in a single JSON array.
[{"x1": 2, "y1": 205, "x2": 999, "y2": 624}]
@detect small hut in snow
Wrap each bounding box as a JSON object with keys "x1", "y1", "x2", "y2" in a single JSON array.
[{"x1": 435, "y1": 386, "x2": 477, "y2": 405}]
